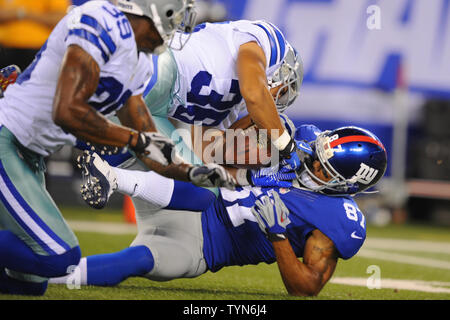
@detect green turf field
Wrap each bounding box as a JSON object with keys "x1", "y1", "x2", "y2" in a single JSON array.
[{"x1": 1, "y1": 206, "x2": 450, "y2": 300}]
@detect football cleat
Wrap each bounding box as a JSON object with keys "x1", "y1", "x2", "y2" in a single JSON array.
[
  {"x1": 77, "y1": 151, "x2": 118, "y2": 209},
  {"x1": 0, "y1": 65, "x2": 21, "y2": 97},
  {"x1": 85, "y1": 141, "x2": 121, "y2": 156}
]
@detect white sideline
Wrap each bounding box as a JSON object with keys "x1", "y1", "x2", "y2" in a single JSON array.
[
  {"x1": 357, "y1": 248, "x2": 450, "y2": 270},
  {"x1": 330, "y1": 277, "x2": 450, "y2": 294},
  {"x1": 364, "y1": 238, "x2": 450, "y2": 254},
  {"x1": 67, "y1": 219, "x2": 137, "y2": 235}
]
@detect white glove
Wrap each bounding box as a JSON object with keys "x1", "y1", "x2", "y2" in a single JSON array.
[
  {"x1": 251, "y1": 191, "x2": 291, "y2": 241},
  {"x1": 132, "y1": 132, "x2": 175, "y2": 166},
  {"x1": 188, "y1": 163, "x2": 236, "y2": 189}
]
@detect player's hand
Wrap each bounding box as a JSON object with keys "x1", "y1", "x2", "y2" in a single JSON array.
[
  {"x1": 279, "y1": 140, "x2": 314, "y2": 171},
  {"x1": 250, "y1": 166, "x2": 297, "y2": 188},
  {"x1": 188, "y1": 163, "x2": 236, "y2": 189},
  {"x1": 279, "y1": 137, "x2": 302, "y2": 170},
  {"x1": 251, "y1": 191, "x2": 291, "y2": 241},
  {"x1": 0, "y1": 64, "x2": 21, "y2": 98},
  {"x1": 131, "y1": 132, "x2": 175, "y2": 166}
]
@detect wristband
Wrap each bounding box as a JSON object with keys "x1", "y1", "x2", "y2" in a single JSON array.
[
  {"x1": 127, "y1": 131, "x2": 136, "y2": 148},
  {"x1": 131, "y1": 132, "x2": 149, "y2": 154},
  {"x1": 272, "y1": 130, "x2": 291, "y2": 151},
  {"x1": 267, "y1": 232, "x2": 287, "y2": 242}
]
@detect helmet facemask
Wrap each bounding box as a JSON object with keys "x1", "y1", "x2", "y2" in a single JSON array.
[
  {"x1": 297, "y1": 128, "x2": 387, "y2": 196},
  {"x1": 116, "y1": 0, "x2": 197, "y2": 54},
  {"x1": 298, "y1": 132, "x2": 358, "y2": 195},
  {"x1": 269, "y1": 44, "x2": 303, "y2": 113},
  {"x1": 167, "y1": 0, "x2": 197, "y2": 50}
]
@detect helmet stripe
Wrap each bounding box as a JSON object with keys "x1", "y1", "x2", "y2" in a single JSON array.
[{"x1": 330, "y1": 135, "x2": 385, "y2": 151}]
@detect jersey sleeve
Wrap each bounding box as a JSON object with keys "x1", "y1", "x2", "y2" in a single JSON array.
[
  {"x1": 281, "y1": 190, "x2": 366, "y2": 259},
  {"x1": 231, "y1": 20, "x2": 288, "y2": 74},
  {"x1": 64, "y1": 5, "x2": 118, "y2": 69},
  {"x1": 294, "y1": 124, "x2": 322, "y2": 142}
]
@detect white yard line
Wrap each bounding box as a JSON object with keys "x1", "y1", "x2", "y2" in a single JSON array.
[
  {"x1": 330, "y1": 277, "x2": 450, "y2": 294},
  {"x1": 68, "y1": 220, "x2": 137, "y2": 235},
  {"x1": 364, "y1": 238, "x2": 450, "y2": 254},
  {"x1": 356, "y1": 248, "x2": 450, "y2": 270}
]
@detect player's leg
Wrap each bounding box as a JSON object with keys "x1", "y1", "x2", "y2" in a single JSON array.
[
  {"x1": 0, "y1": 126, "x2": 81, "y2": 294},
  {"x1": 132, "y1": 210, "x2": 207, "y2": 282},
  {"x1": 114, "y1": 162, "x2": 217, "y2": 211},
  {"x1": 50, "y1": 210, "x2": 206, "y2": 286}
]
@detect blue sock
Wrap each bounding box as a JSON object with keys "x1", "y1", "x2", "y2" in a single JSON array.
[
  {"x1": 86, "y1": 246, "x2": 154, "y2": 286},
  {"x1": 167, "y1": 180, "x2": 216, "y2": 211},
  {"x1": 0, "y1": 268, "x2": 48, "y2": 296},
  {"x1": 0, "y1": 230, "x2": 81, "y2": 278}
]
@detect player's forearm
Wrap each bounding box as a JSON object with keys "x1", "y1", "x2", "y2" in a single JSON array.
[
  {"x1": 272, "y1": 239, "x2": 323, "y2": 296},
  {"x1": 53, "y1": 44, "x2": 141, "y2": 148},
  {"x1": 137, "y1": 154, "x2": 192, "y2": 182},
  {"x1": 116, "y1": 95, "x2": 158, "y2": 133},
  {"x1": 54, "y1": 102, "x2": 138, "y2": 147},
  {"x1": 244, "y1": 90, "x2": 285, "y2": 137}
]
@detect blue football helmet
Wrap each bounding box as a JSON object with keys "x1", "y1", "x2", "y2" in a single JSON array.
[{"x1": 300, "y1": 126, "x2": 387, "y2": 195}]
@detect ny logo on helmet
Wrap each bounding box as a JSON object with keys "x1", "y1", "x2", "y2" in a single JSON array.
[{"x1": 351, "y1": 163, "x2": 379, "y2": 185}]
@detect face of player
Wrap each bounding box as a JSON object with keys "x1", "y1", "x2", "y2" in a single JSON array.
[
  {"x1": 269, "y1": 84, "x2": 288, "y2": 100},
  {"x1": 130, "y1": 15, "x2": 164, "y2": 53},
  {"x1": 311, "y1": 160, "x2": 332, "y2": 183}
]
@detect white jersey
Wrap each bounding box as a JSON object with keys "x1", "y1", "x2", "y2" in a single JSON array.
[
  {"x1": 168, "y1": 20, "x2": 288, "y2": 130},
  {"x1": 0, "y1": 1, "x2": 152, "y2": 156}
]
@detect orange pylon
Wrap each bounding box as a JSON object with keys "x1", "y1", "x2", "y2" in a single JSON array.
[{"x1": 123, "y1": 195, "x2": 136, "y2": 224}]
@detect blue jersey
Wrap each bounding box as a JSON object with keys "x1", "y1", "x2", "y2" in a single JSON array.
[{"x1": 201, "y1": 186, "x2": 365, "y2": 273}]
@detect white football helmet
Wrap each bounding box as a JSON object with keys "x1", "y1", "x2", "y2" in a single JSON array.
[
  {"x1": 269, "y1": 43, "x2": 304, "y2": 113},
  {"x1": 116, "y1": 0, "x2": 196, "y2": 51}
]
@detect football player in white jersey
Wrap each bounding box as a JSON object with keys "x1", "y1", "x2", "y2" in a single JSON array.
[
  {"x1": 0, "y1": 0, "x2": 231, "y2": 296},
  {"x1": 141, "y1": 19, "x2": 304, "y2": 170}
]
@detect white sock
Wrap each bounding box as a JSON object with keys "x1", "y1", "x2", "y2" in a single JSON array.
[
  {"x1": 48, "y1": 257, "x2": 88, "y2": 286},
  {"x1": 113, "y1": 168, "x2": 174, "y2": 208}
]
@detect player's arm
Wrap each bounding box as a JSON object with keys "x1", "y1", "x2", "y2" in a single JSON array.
[
  {"x1": 272, "y1": 229, "x2": 338, "y2": 296},
  {"x1": 251, "y1": 192, "x2": 338, "y2": 296},
  {"x1": 236, "y1": 42, "x2": 284, "y2": 137},
  {"x1": 237, "y1": 43, "x2": 300, "y2": 169},
  {"x1": 116, "y1": 94, "x2": 157, "y2": 133},
  {"x1": 52, "y1": 44, "x2": 141, "y2": 148}
]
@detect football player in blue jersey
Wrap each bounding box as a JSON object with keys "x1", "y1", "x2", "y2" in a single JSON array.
[
  {"x1": 0, "y1": 0, "x2": 232, "y2": 297},
  {"x1": 51, "y1": 124, "x2": 387, "y2": 296}
]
